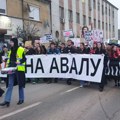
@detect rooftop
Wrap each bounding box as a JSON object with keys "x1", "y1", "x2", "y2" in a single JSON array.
[{"x1": 106, "y1": 0, "x2": 119, "y2": 10}]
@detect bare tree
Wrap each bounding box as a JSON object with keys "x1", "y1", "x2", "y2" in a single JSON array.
[{"x1": 16, "y1": 21, "x2": 40, "y2": 43}]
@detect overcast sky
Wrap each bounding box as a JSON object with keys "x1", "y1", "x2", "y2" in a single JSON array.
[{"x1": 108, "y1": 0, "x2": 120, "y2": 29}]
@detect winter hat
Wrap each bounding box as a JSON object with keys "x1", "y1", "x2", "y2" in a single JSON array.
[{"x1": 10, "y1": 38, "x2": 18, "y2": 47}]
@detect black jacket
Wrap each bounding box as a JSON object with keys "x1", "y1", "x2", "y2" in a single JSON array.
[
  {"x1": 64, "y1": 46, "x2": 77, "y2": 53},
  {"x1": 77, "y1": 48, "x2": 87, "y2": 54},
  {"x1": 26, "y1": 48, "x2": 36, "y2": 55},
  {"x1": 95, "y1": 48, "x2": 106, "y2": 54},
  {"x1": 6, "y1": 38, "x2": 26, "y2": 88},
  {"x1": 60, "y1": 48, "x2": 66, "y2": 54}
]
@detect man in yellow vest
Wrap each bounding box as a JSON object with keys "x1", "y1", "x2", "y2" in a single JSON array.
[{"x1": 0, "y1": 38, "x2": 26, "y2": 107}]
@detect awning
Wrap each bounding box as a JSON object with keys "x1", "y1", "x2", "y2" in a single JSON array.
[{"x1": 0, "y1": 29, "x2": 7, "y2": 34}]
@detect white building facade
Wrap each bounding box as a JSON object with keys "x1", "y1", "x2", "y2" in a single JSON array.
[{"x1": 51, "y1": 0, "x2": 118, "y2": 41}]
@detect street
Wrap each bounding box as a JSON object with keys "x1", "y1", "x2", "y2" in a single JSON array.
[
  {"x1": 0, "y1": 0, "x2": 119, "y2": 119},
  {"x1": 0, "y1": 80, "x2": 120, "y2": 120}
]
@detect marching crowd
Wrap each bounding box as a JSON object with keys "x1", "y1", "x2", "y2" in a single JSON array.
[
  {"x1": 1, "y1": 39, "x2": 119, "y2": 61},
  {"x1": 25, "y1": 39, "x2": 120, "y2": 59},
  {"x1": 0, "y1": 37, "x2": 120, "y2": 107},
  {"x1": 1, "y1": 39, "x2": 120, "y2": 86}
]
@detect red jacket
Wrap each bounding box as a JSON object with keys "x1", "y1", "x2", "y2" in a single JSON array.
[
  {"x1": 90, "y1": 48, "x2": 97, "y2": 54},
  {"x1": 111, "y1": 49, "x2": 120, "y2": 59}
]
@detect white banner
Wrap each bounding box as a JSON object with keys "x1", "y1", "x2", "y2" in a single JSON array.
[
  {"x1": 71, "y1": 38, "x2": 80, "y2": 47},
  {"x1": 92, "y1": 30, "x2": 103, "y2": 42},
  {"x1": 0, "y1": 54, "x2": 104, "y2": 83},
  {"x1": 84, "y1": 31, "x2": 93, "y2": 41},
  {"x1": 84, "y1": 30, "x2": 103, "y2": 42},
  {"x1": 40, "y1": 34, "x2": 53, "y2": 43}
]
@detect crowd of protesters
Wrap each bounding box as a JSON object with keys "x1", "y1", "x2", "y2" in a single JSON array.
[{"x1": 0, "y1": 39, "x2": 120, "y2": 92}]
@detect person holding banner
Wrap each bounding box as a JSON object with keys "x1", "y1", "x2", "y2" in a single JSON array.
[
  {"x1": 25, "y1": 41, "x2": 37, "y2": 84},
  {"x1": 34, "y1": 41, "x2": 46, "y2": 55},
  {"x1": 84, "y1": 42, "x2": 90, "y2": 54},
  {"x1": 78, "y1": 43, "x2": 89, "y2": 87},
  {"x1": 60, "y1": 43, "x2": 66, "y2": 53},
  {"x1": 90, "y1": 42, "x2": 97, "y2": 54},
  {"x1": 47, "y1": 42, "x2": 60, "y2": 54},
  {"x1": 63, "y1": 40, "x2": 77, "y2": 85},
  {"x1": 25, "y1": 41, "x2": 36, "y2": 55},
  {"x1": 0, "y1": 38, "x2": 26, "y2": 107},
  {"x1": 64, "y1": 40, "x2": 77, "y2": 54},
  {"x1": 95, "y1": 42, "x2": 106, "y2": 54},
  {"x1": 118, "y1": 45, "x2": 120, "y2": 58},
  {"x1": 95, "y1": 42, "x2": 106, "y2": 92},
  {"x1": 111, "y1": 44, "x2": 120, "y2": 59},
  {"x1": 47, "y1": 42, "x2": 60, "y2": 84},
  {"x1": 34, "y1": 42, "x2": 47, "y2": 83},
  {"x1": 110, "y1": 44, "x2": 120, "y2": 86}
]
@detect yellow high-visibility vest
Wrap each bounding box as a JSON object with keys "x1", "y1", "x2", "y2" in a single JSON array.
[{"x1": 7, "y1": 47, "x2": 26, "y2": 72}]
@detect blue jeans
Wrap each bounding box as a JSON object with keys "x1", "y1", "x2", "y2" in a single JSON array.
[
  {"x1": 80, "y1": 80, "x2": 85, "y2": 85},
  {"x1": 5, "y1": 73, "x2": 24, "y2": 102},
  {"x1": 18, "y1": 86, "x2": 24, "y2": 101}
]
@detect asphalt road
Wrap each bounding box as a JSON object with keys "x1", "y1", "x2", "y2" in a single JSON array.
[{"x1": 0, "y1": 80, "x2": 120, "y2": 120}]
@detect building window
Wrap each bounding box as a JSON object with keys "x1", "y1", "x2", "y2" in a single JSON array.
[
  {"x1": 98, "y1": 1, "x2": 100, "y2": 11},
  {"x1": 102, "y1": 4, "x2": 104, "y2": 15},
  {"x1": 29, "y1": 6, "x2": 40, "y2": 21},
  {"x1": 109, "y1": 24, "x2": 111, "y2": 32},
  {"x1": 113, "y1": 25, "x2": 115, "y2": 32},
  {"x1": 0, "y1": 0, "x2": 6, "y2": 14},
  {"x1": 105, "y1": 7, "x2": 107, "y2": 15},
  {"x1": 93, "y1": 0, "x2": 96, "y2": 9},
  {"x1": 98, "y1": 20, "x2": 100, "y2": 29},
  {"x1": 102, "y1": 22, "x2": 104, "y2": 30},
  {"x1": 94, "y1": 19, "x2": 96, "y2": 28},
  {"x1": 113, "y1": 25, "x2": 115, "y2": 37},
  {"x1": 59, "y1": 7, "x2": 64, "y2": 18},
  {"x1": 68, "y1": 10, "x2": 73, "y2": 22},
  {"x1": 83, "y1": 15, "x2": 86, "y2": 25},
  {"x1": 88, "y1": 0, "x2": 92, "y2": 11},
  {"x1": 76, "y1": 13, "x2": 80, "y2": 23},
  {"x1": 112, "y1": 10, "x2": 114, "y2": 18},
  {"x1": 89, "y1": 17, "x2": 91, "y2": 25},
  {"x1": 109, "y1": 8, "x2": 110, "y2": 16},
  {"x1": 118, "y1": 30, "x2": 120, "y2": 39},
  {"x1": 106, "y1": 23, "x2": 108, "y2": 31}
]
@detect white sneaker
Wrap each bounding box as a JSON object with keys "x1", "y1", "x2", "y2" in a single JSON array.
[
  {"x1": 80, "y1": 85, "x2": 83, "y2": 88},
  {"x1": 32, "y1": 82, "x2": 36, "y2": 84}
]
